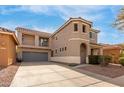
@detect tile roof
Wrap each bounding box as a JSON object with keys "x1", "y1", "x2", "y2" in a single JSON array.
[
  {"x1": 16, "y1": 27, "x2": 52, "y2": 38},
  {"x1": 0, "y1": 27, "x2": 15, "y2": 33},
  {"x1": 0, "y1": 27, "x2": 19, "y2": 45},
  {"x1": 103, "y1": 45, "x2": 122, "y2": 50}
]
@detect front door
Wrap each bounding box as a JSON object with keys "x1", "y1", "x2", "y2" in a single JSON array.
[{"x1": 80, "y1": 44, "x2": 86, "y2": 64}]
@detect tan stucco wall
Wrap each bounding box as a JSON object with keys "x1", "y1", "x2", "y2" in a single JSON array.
[
  {"x1": 50, "y1": 56, "x2": 81, "y2": 64},
  {"x1": 0, "y1": 34, "x2": 8, "y2": 66},
  {"x1": 50, "y1": 20, "x2": 91, "y2": 57},
  {"x1": 8, "y1": 35, "x2": 16, "y2": 65},
  {"x1": 50, "y1": 20, "x2": 92, "y2": 64},
  {"x1": 103, "y1": 49, "x2": 121, "y2": 64},
  {"x1": 90, "y1": 31, "x2": 98, "y2": 43},
  {"x1": 0, "y1": 34, "x2": 16, "y2": 66}
]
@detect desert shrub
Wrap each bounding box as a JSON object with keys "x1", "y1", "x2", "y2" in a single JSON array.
[
  {"x1": 104, "y1": 56, "x2": 112, "y2": 63},
  {"x1": 120, "y1": 53, "x2": 124, "y2": 57},
  {"x1": 100, "y1": 56, "x2": 112, "y2": 66},
  {"x1": 119, "y1": 57, "x2": 124, "y2": 66}
]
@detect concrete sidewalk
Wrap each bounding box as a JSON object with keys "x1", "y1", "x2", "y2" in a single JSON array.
[{"x1": 11, "y1": 62, "x2": 119, "y2": 87}]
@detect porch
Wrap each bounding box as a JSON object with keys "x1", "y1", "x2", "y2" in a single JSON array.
[{"x1": 90, "y1": 43, "x2": 103, "y2": 56}]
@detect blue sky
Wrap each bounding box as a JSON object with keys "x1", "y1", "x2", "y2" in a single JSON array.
[{"x1": 0, "y1": 5, "x2": 123, "y2": 44}]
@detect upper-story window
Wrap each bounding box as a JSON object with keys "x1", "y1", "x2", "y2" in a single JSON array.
[
  {"x1": 89, "y1": 32, "x2": 92, "y2": 38},
  {"x1": 39, "y1": 37, "x2": 48, "y2": 47},
  {"x1": 82, "y1": 25, "x2": 86, "y2": 33},
  {"x1": 60, "y1": 48, "x2": 61, "y2": 52},
  {"x1": 65, "y1": 47, "x2": 67, "y2": 51},
  {"x1": 74, "y1": 23, "x2": 78, "y2": 31}
]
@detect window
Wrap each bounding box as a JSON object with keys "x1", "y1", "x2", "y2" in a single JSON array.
[
  {"x1": 62, "y1": 48, "x2": 64, "y2": 51},
  {"x1": 82, "y1": 25, "x2": 86, "y2": 33},
  {"x1": 65, "y1": 47, "x2": 67, "y2": 51},
  {"x1": 74, "y1": 23, "x2": 78, "y2": 31},
  {"x1": 89, "y1": 32, "x2": 92, "y2": 38}
]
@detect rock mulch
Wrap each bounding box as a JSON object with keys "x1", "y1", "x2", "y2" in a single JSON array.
[
  {"x1": 0, "y1": 63, "x2": 20, "y2": 87},
  {"x1": 78, "y1": 64, "x2": 124, "y2": 78}
]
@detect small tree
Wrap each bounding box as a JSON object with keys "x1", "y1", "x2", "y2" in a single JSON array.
[{"x1": 113, "y1": 7, "x2": 124, "y2": 30}]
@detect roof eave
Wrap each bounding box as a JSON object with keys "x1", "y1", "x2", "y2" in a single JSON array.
[{"x1": 0, "y1": 31, "x2": 19, "y2": 45}]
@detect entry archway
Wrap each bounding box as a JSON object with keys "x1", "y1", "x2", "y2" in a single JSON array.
[{"x1": 80, "y1": 43, "x2": 87, "y2": 64}]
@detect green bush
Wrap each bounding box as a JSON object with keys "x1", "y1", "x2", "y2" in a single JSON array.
[
  {"x1": 119, "y1": 57, "x2": 124, "y2": 66},
  {"x1": 89, "y1": 55, "x2": 112, "y2": 66},
  {"x1": 120, "y1": 53, "x2": 124, "y2": 57},
  {"x1": 89, "y1": 55, "x2": 103, "y2": 64}
]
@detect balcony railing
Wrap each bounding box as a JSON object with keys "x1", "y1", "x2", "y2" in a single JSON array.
[{"x1": 39, "y1": 42, "x2": 48, "y2": 47}]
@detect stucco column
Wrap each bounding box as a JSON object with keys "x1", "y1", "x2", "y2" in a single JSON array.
[
  {"x1": 99, "y1": 48, "x2": 103, "y2": 55},
  {"x1": 17, "y1": 48, "x2": 22, "y2": 60},
  {"x1": 86, "y1": 43, "x2": 90, "y2": 64},
  {"x1": 17, "y1": 32, "x2": 22, "y2": 44},
  {"x1": 35, "y1": 35, "x2": 39, "y2": 46}
]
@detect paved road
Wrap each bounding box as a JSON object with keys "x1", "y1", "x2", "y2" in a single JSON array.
[{"x1": 11, "y1": 62, "x2": 118, "y2": 87}]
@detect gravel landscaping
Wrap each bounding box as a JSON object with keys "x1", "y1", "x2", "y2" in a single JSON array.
[
  {"x1": 0, "y1": 63, "x2": 20, "y2": 87},
  {"x1": 78, "y1": 64, "x2": 124, "y2": 78}
]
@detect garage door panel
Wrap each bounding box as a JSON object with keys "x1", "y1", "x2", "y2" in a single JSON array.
[{"x1": 22, "y1": 52, "x2": 48, "y2": 62}]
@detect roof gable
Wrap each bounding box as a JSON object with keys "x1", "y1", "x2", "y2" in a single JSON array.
[
  {"x1": 50, "y1": 17, "x2": 93, "y2": 37},
  {"x1": 0, "y1": 27, "x2": 19, "y2": 45}
]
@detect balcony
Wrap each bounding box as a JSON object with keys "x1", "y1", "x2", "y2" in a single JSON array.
[{"x1": 39, "y1": 38, "x2": 49, "y2": 47}]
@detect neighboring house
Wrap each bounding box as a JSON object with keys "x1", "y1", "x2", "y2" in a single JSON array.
[
  {"x1": 103, "y1": 44, "x2": 122, "y2": 64},
  {"x1": 16, "y1": 17, "x2": 103, "y2": 64},
  {"x1": 0, "y1": 27, "x2": 19, "y2": 66}
]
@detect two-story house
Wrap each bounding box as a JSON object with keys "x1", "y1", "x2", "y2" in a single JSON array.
[{"x1": 16, "y1": 17, "x2": 103, "y2": 64}]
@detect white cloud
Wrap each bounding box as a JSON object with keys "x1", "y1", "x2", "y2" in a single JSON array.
[
  {"x1": 54, "y1": 6, "x2": 107, "y2": 20},
  {"x1": 0, "y1": 6, "x2": 22, "y2": 14},
  {"x1": 0, "y1": 21, "x2": 19, "y2": 30},
  {"x1": 98, "y1": 28, "x2": 124, "y2": 44},
  {"x1": 0, "y1": 21, "x2": 56, "y2": 33},
  {"x1": 31, "y1": 26, "x2": 55, "y2": 33},
  {"x1": 0, "y1": 5, "x2": 115, "y2": 21},
  {"x1": 20, "y1": 6, "x2": 55, "y2": 16}
]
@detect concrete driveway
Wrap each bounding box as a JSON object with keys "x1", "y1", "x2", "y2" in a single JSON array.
[{"x1": 11, "y1": 62, "x2": 118, "y2": 87}]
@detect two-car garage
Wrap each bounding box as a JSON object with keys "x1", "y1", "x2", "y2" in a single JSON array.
[{"x1": 22, "y1": 51, "x2": 48, "y2": 62}]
